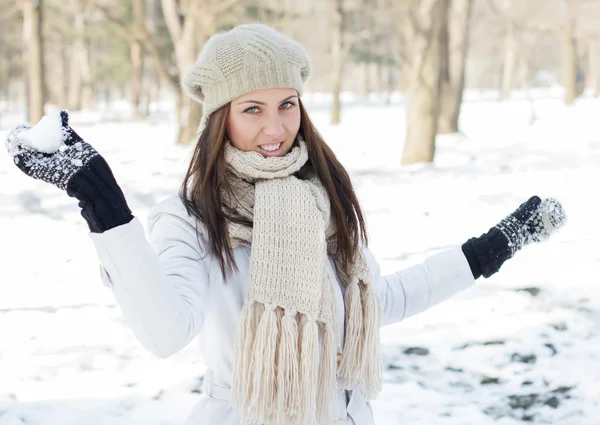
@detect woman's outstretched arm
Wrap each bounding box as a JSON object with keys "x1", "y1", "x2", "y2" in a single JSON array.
[
  {"x1": 369, "y1": 196, "x2": 566, "y2": 326},
  {"x1": 5, "y1": 111, "x2": 209, "y2": 358}
]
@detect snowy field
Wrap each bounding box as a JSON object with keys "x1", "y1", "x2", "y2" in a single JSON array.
[{"x1": 0, "y1": 90, "x2": 599, "y2": 424}]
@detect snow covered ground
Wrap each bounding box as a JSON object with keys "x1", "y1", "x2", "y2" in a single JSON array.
[{"x1": 1, "y1": 91, "x2": 599, "y2": 424}]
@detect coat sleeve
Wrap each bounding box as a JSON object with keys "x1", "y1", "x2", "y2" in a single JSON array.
[
  {"x1": 364, "y1": 247, "x2": 476, "y2": 327},
  {"x1": 89, "y1": 197, "x2": 210, "y2": 358}
]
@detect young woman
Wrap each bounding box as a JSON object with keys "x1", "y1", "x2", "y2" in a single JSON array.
[{"x1": 5, "y1": 24, "x2": 565, "y2": 425}]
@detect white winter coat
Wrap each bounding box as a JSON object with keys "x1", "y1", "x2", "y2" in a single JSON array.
[{"x1": 89, "y1": 194, "x2": 475, "y2": 425}]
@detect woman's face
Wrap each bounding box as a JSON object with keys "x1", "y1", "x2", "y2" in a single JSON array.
[{"x1": 226, "y1": 88, "x2": 301, "y2": 157}]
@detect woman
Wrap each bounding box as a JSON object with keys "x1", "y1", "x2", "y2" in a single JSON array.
[{"x1": 5, "y1": 24, "x2": 565, "y2": 425}]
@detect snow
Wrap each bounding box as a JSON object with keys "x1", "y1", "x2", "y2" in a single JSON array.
[
  {"x1": 536, "y1": 198, "x2": 567, "y2": 241},
  {"x1": 1, "y1": 90, "x2": 599, "y2": 424},
  {"x1": 19, "y1": 113, "x2": 64, "y2": 154}
]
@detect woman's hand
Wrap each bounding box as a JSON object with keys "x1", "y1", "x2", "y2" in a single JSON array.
[
  {"x1": 5, "y1": 110, "x2": 99, "y2": 191},
  {"x1": 5, "y1": 110, "x2": 133, "y2": 233},
  {"x1": 462, "y1": 196, "x2": 566, "y2": 279},
  {"x1": 495, "y1": 196, "x2": 566, "y2": 254}
]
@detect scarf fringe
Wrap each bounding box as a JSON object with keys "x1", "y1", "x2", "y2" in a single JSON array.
[
  {"x1": 337, "y1": 277, "x2": 383, "y2": 400},
  {"x1": 276, "y1": 308, "x2": 300, "y2": 424},
  {"x1": 231, "y1": 302, "x2": 258, "y2": 410},
  {"x1": 316, "y1": 322, "x2": 337, "y2": 425},
  {"x1": 232, "y1": 302, "x2": 278, "y2": 425},
  {"x1": 233, "y1": 302, "x2": 333, "y2": 425},
  {"x1": 298, "y1": 314, "x2": 319, "y2": 425},
  {"x1": 338, "y1": 277, "x2": 363, "y2": 389},
  {"x1": 360, "y1": 284, "x2": 383, "y2": 399},
  {"x1": 232, "y1": 287, "x2": 383, "y2": 425},
  {"x1": 251, "y1": 303, "x2": 279, "y2": 423}
]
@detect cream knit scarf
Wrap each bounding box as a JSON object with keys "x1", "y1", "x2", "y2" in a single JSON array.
[{"x1": 223, "y1": 139, "x2": 382, "y2": 425}]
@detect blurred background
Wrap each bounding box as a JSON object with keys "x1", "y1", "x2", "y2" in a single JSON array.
[
  {"x1": 2, "y1": 0, "x2": 600, "y2": 160},
  {"x1": 1, "y1": 1, "x2": 600, "y2": 424}
]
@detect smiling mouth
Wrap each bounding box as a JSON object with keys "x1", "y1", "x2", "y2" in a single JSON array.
[{"x1": 259, "y1": 142, "x2": 283, "y2": 153}]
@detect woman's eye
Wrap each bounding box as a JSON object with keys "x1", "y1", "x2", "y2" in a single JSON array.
[
  {"x1": 244, "y1": 106, "x2": 260, "y2": 114},
  {"x1": 244, "y1": 102, "x2": 295, "y2": 114}
]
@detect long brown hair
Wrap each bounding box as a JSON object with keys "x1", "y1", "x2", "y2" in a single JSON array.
[{"x1": 180, "y1": 99, "x2": 368, "y2": 279}]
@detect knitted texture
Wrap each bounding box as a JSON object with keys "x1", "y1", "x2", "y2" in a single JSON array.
[
  {"x1": 222, "y1": 140, "x2": 382, "y2": 425},
  {"x1": 495, "y1": 196, "x2": 566, "y2": 256},
  {"x1": 5, "y1": 110, "x2": 133, "y2": 233},
  {"x1": 462, "y1": 196, "x2": 567, "y2": 279},
  {"x1": 182, "y1": 24, "x2": 311, "y2": 132},
  {"x1": 66, "y1": 155, "x2": 134, "y2": 233},
  {"x1": 5, "y1": 111, "x2": 98, "y2": 191}
]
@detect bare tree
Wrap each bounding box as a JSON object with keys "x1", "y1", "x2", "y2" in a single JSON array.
[
  {"x1": 160, "y1": 0, "x2": 204, "y2": 143},
  {"x1": 131, "y1": 0, "x2": 146, "y2": 118},
  {"x1": 588, "y1": 38, "x2": 600, "y2": 96},
  {"x1": 94, "y1": 0, "x2": 182, "y2": 136},
  {"x1": 247, "y1": 0, "x2": 299, "y2": 31},
  {"x1": 68, "y1": 0, "x2": 95, "y2": 110},
  {"x1": 22, "y1": 0, "x2": 45, "y2": 123},
  {"x1": 577, "y1": 0, "x2": 600, "y2": 97},
  {"x1": 437, "y1": 0, "x2": 473, "y2": 134},
  {"x1": 0, "y1": 3, "x2": 23, "y2": 112},
  {"x1": 330, "y1": 0, "x2": 345, "y2": 124},
  {"x1": 160, "y1": 0, "x2": 243, "y2": 143},
  {"x1": 488, "y1": 0, "x2": 587, "y2": 104},
  {"x1": 400, "y1": 0, "x2": 448, "y2": 165},
  {"x1": 500, "y1": 19, "x2": 518, "y2": 101},
  {"x1": 562, "y1": 0, "x2": 579, "y2": 104}
]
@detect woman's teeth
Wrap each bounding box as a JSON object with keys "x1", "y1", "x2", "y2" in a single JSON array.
[{"x1": 260, "y1": 142, "x2": 282, "y2": 152}]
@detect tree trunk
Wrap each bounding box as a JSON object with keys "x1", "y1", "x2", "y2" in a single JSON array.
[
  {"x1": 401, "y1": 0, "x2": 447, "y2": 165},
  {"x1": 518, "y1": 57, "x2": 537, "y2": 125},
  {"x1": 23, "y1": 0, "x2": 45, "y2": 124},
  {"x1": 59, "y1": 33, "x2": 69, "y2": 106},
  {"x1": 437, "y1": 0, "x2": 472, "y2": 134},
  {"x1": 501, "y1": 19, "x2": 517, "y2": 101},
  {"x1": 589, "y1": 39, "x2": 600, "y2": 97},
  {"x1": 131, "y1": 0, "x2": 146, "y2": 118},
  {"x1": 330, "y1": 0, "x2": 344, "y2": 125},
  {"x1": 375, "y1": 61, "x2": 383, "y2": 95},
  {"x1": 178, "y1": 99, "x2": 202, "y2": 143},
  {"x1": 76, "y1": 1, "x2": 94, "y2": 108},
  {"x1": 360, "y1": 62, "x2": 370, "y2": 98},
  {"x1": 78, "y1": 42, "x2": 94, "y2": 108},
  {"x1": 130, "y1": 41, "x2": 145, "y2": 118},
  {"x1": 67, "y1": 0, "x2": 93, "y2": 110},
  {"x1": 0, "y1": 43, "x2": 6, "y2": 111},
  {"x1": 160, "y1": 0, "x2": 209, "y2": 143},
  {"x1": 563, "y1": 18, "x2": 578, "y2": 104},
  {"x1": 68, "y1": 51, "x2": 83, "y2": 110},
  {"x1": 175, "y1": 36, "x2": 203, "y2": 144}
]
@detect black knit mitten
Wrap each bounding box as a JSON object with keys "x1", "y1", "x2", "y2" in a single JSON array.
[
  {"x1": 5, "y1": 110, "x2": 133, "y2": 233},
  {"x1": 6, "y1": 111, "x2": 98, "y2": 190},
  {"x1": 462, "y1": 196, "x2": 566, "y2": 279}
]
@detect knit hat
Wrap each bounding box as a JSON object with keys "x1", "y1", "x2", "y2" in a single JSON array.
[{"x1": 183, "y1": 24, "x2": 312, "y2": 131}]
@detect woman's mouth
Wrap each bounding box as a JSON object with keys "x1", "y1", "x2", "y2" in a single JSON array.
[{"x1": 259, "y1": 142, "x2": 283, "y2": 156}]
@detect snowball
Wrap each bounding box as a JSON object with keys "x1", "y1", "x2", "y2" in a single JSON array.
[
  {"x1": 541, "y1": 198, "x2": 567, "y2": 232},
  {"x1": 20, "y1": 113, "x2": 65, "y2": 154}
]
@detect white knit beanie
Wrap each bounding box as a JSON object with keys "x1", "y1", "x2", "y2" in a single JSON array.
[{"x1": 183, "y1": 24, "x2": 312, "y2": 131}]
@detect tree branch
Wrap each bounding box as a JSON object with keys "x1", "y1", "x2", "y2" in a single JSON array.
[
  {"x1": 215, "y1": 0, "x2": 243, "y2": 20},
  {"x1": 181, "y1": 1, "x2": 200, "y2": 45},
  {"x1": 136, "y1": 10, "x2": 181, "y2": 93},
  {"x1": 486, "y1": 0, "x2": 559, "y2": 34},
  {"x1": 0, "y1": 2, "x2": 21, "y2": 21},
  {"x1": 91, "y1": 3, "x2": 134, "y2": 40},
  {"x1": 161, "y1": 0, "x2": 183, "y2": 42}
]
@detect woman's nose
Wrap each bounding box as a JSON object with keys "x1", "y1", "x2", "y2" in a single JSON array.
[{"x1": 263, "y1": 112, "x2": 285, "y2": 138}]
